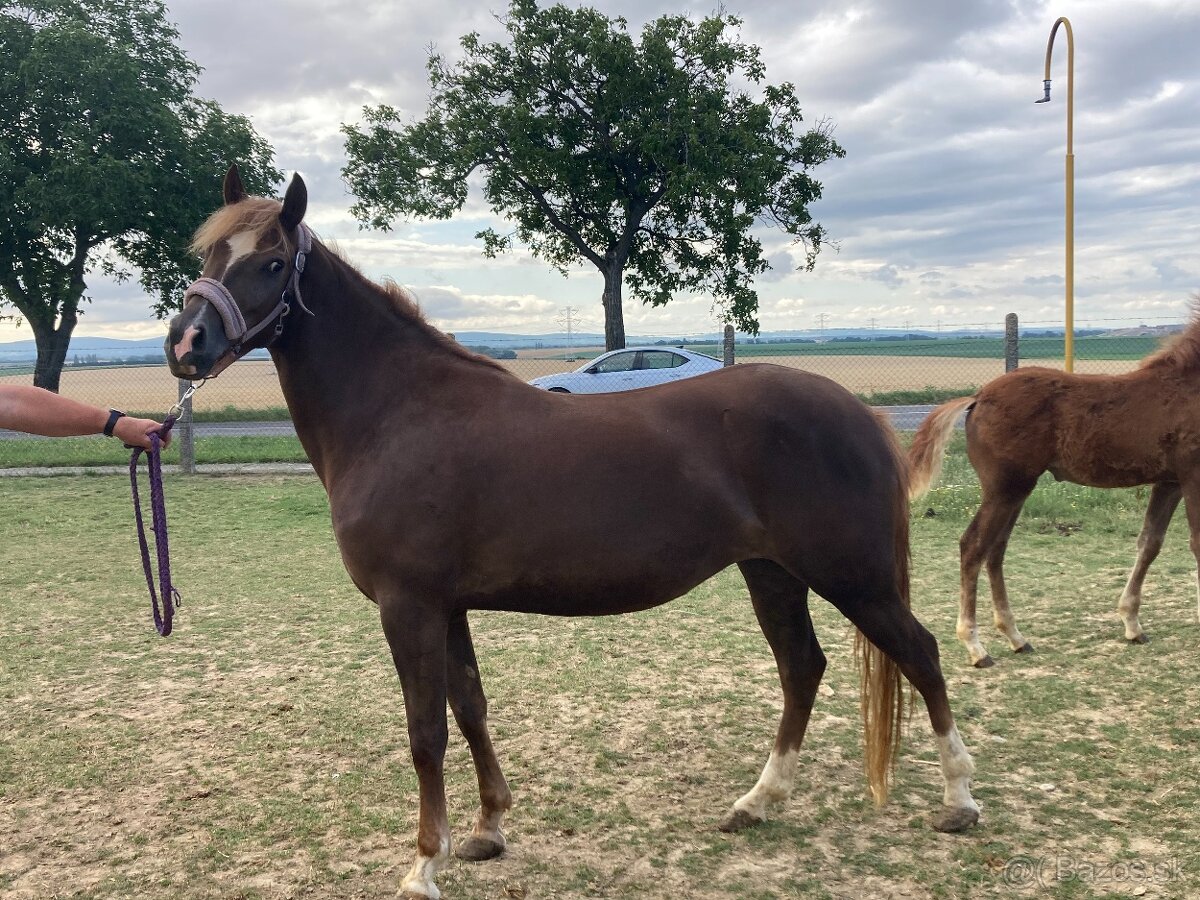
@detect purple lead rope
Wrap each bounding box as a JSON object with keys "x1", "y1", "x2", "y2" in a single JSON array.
[{"x1": 129, "y1": 415, "x2": 181, "y2": 636}]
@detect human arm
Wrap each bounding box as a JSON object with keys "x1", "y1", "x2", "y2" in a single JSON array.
[{"x1": 0, "y1": 385, "x2": 171, "y2": 450}]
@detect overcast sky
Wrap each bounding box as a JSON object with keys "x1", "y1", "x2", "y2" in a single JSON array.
[{"x1": 6, "y1": 0, "x2": 1199, "y2": 342}]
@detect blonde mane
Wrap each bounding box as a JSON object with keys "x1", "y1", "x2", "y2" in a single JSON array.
[
  {"x1": 191, "y1": 197, "x2": 287, "y2": 256},
  {"x1": 1139, "y1": 297, "x2": 1200, "y2": 372}
]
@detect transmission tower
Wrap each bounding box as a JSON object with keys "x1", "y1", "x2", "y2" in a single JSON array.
[{"x1": 557, "y1": 306, "x2": 579, "y2": 350}]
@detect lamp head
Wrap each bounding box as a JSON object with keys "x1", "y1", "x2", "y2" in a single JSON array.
[{"x1": 1035, "y1": 79, "x2": 1052, "y2": 103}]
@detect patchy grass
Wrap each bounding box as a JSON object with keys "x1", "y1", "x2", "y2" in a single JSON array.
[
  {"x1": 856, "y1": 386, "x2": 978, "y2": 406},
  {"x1": 0, "y1": 467, "x2": 1197, "y2": 899}
]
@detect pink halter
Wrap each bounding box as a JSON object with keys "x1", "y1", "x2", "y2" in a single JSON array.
[{"x1": 182, "y1": 223, "x2": 314, "y2": 375}]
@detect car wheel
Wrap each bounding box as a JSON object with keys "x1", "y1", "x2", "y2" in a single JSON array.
[{"x1": 548, "y1": 387, "x2": 570, "y2": 393}]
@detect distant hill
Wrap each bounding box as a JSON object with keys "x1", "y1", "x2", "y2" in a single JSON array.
[
  {"x1": 1098, "y1": 324, "x2": 1184, "y2": 338},
  {"x1": 0, "y1": 336, "x2": 163, "y2": 366},
  {"x1": 0, "y1": 335, "x2": 271, "y2": 366},
  {"x1": 444, "y1": 328, "x2": 992, "y2": 348}
]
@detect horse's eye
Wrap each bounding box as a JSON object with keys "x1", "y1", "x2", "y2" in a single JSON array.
[{"x1": 268, "y1": 260, "x2": 285, "y2": 274}]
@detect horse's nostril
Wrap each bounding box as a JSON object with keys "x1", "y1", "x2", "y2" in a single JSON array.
[{"x1": 171, "y1": 323, "x2": 206, "y2": 363}]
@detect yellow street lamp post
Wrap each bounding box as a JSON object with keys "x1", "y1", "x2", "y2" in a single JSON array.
[{"x1": 1036, "y1": 16, "x2": 1075, "y2": 372}]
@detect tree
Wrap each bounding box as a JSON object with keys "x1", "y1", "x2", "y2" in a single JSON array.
[
  {"x1": 0, "y1": 0, "x2": 279, "y2": 391},
  {"x1": 342, "y1": 0, "x2": 844, "y2": 351}
]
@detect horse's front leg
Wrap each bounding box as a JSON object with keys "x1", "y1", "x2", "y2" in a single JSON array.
[
  {"x1": 380, "y1": 601, "x2": 452, "y2": 900},
  {"x1": 447, "y1": 613, "x2": 512, "y2": 861}
]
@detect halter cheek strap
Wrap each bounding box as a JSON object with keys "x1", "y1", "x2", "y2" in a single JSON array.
[{"x1": 182, "y1": 223, "x2": 314, "y2": 376}]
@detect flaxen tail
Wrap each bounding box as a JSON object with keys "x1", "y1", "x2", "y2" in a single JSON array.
[
  {"x1": 857, "y1": 413, "x2": 914, "y2": 806},
  {"x1": 907, "y1": 395, "x2": 975, "y2": 500}
]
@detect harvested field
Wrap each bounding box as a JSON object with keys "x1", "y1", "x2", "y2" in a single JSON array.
[
  {"x1": 0, "y1": 355, "x2": 1142, "y2": 412},
  {"x1": 0, "y1": 361, "x2": 285, "y2": 413}
]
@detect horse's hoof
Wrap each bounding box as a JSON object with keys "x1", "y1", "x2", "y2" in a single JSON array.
[
  {"x1": 455, "y1": 836, "x2": 505, "y2": 861},
  {"x1": 718, "y1": 809, "x2": 763, "y2": 833},
  {"x1": 973, "y1": 655, "x2": 996, "y2": 669},
  {"x1": 1013, "y1": 642, "x2": 1034, "y2": 654},
  {"x1": 1128, "y1": 634, "x2": 1150, "y2": 645},
  {"x1": 930, "y1": 806, "x2": 980, "y2": 833}
]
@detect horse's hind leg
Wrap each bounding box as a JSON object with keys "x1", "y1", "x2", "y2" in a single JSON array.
[
  {"x1": 446, "y1": 613, "x2": 512, "y2": 861},
  {"x1": 959, "y1": 486, "x2": 1032, "y2": 667},
  {"x1": 1179, "y1": 482, "x2": 1200, "y2": 628},
  {"x1": 1119, "y1": 482, "x2": 1181, "y2": 643},
  {"x1": 720, "y1": 559, "x2": 824, "y2": 832},
  {"x1": 986, "y1": 503, "x2": 1033, "y2": 654},
  {"x1": 826, "y1": 587, "x2": 980, "y2": 833}
]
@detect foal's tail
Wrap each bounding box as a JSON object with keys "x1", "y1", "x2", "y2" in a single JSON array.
[
  {"x1": 907, "y1": 395, "x2": 976, "y2": 499},
  {"x1": 857, "y1": 413, "x2": 914, "y2": 806}
]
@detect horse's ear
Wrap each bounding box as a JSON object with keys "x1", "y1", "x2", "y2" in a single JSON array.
[
  {"x1": 279, "y1": 173, "x2": 308, "y2": 232},
  {"x1": 223, "y1": 164, "x2": 247, "y2": 205}
]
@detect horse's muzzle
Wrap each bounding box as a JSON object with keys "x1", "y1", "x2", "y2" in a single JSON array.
[{"x1": 165, "y1": 303, "x2": 230, "y2": 379}]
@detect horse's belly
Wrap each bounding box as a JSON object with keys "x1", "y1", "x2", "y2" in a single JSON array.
[
  {"x1": 1050, "y1": 458, "x2": 1167, "y2": 489},
  {"x1": 464, "y1": 572, "x2": 717, "y2": 617}
]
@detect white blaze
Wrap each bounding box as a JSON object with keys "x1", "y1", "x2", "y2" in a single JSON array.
[{"x1": 223, "y1": 231, "x2": 259, "y2": 276}]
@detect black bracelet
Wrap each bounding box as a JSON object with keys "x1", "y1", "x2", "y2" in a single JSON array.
[{"x1": 104, "y1": 408, "x2": 126, "y2": 437}]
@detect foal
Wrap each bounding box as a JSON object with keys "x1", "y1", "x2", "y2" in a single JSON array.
[{"x1": 910, "y1": 325, "x2": 1200, "y2": 667}]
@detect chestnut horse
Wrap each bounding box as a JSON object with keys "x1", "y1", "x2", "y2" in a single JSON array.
[
  {"x1": 910, "y1": 321, "x2": 1200, "y2": 668},
  {"x1": 165, "y1": 167, "x2": 978, "y2": 899}
]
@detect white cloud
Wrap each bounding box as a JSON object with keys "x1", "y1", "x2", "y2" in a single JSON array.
[{"x1": 6, "y1": 0, "x2": 1199, "y2": 346}]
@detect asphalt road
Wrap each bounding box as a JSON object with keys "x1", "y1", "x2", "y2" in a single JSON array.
[{"x1": 1, "y1": 405, "x2": 942, "y2": 441}]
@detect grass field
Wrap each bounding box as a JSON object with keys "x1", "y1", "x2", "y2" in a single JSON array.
[
  {"x1": 1, "y1": 455, "x2": 1197, "y2": 899},
  {"x1": 0, "y1": 435, "x2": 309, "y2": 470},
  {"x1": 684, "y1": 334, "x2": 1166, "y2": 361}
]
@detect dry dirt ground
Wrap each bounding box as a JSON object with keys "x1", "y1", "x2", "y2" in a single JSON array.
[{"x1": 1, "y1": 474, "x2": 1197, "y2": 900}]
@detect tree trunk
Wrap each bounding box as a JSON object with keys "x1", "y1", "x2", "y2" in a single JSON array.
[
  {"x1": 30, "y1": 314, "x2": 77, "y2": 393},
  {"x1": 601, "y1": 265, "x2": 626, "y2": 351}
]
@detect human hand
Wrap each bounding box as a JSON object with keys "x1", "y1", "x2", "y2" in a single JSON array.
[{"x1": 115, "y1": 416, "x2": 173, "y2": 450}]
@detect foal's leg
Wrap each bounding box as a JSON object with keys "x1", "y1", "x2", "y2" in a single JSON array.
[
  {"x1": 720, "y1": 560, "x2": 824, "y2": 832},
  {"x1": 1118, "y1": 482, "x2": 1181, "y2": 643},
  {"x1": 959, "y1": 488, "x2": 1032, "y2": 667},
  {"x1": 446, "y1": 613, "x2": 513, "y2": 861},
  {"x1": 828, "y1": 588, "x2": 980, "y2": 833},
  {"x1": 986, "y1": 504, "x2": 1033, "y2": 654},
  {"x1": 1182, "y1": 485, "x2": 1200, "y2": 629},
  {"x1": 380, "y1": 603, "x2": 453, "y2": 900}
]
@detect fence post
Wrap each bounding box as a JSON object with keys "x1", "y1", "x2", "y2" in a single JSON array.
[
  {"x1": 1005, "y1": 313, "x2": 1019, "y2": 372},
  {"x1": 723, "y1": 324, "x2": 735, "y2": 366},
  {"x1": 176, "y1": 378, "x2": 195, "y2": 474}
]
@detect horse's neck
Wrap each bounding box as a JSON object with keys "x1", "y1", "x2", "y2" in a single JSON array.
[{"x1": 268, "y1": 248, "x2": 460, "y2": 479}]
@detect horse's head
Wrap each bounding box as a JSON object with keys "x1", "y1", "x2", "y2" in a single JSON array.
[{"x1": 166, "y1": 165, "x2": 309, "y2": 380}]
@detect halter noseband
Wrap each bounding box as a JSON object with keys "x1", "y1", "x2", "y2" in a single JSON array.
[{"x1": 183, "y1": 223, "x2": 314, "y2": 376}]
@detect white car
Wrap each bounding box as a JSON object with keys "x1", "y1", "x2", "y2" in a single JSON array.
[{"x1": 529, "y1": 346, "x2": 724, "y2": 394}]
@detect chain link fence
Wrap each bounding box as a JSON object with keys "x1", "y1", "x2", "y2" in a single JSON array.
[{"x1": 0, "y1": 314, "x2": 1185, "y2": 469}]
